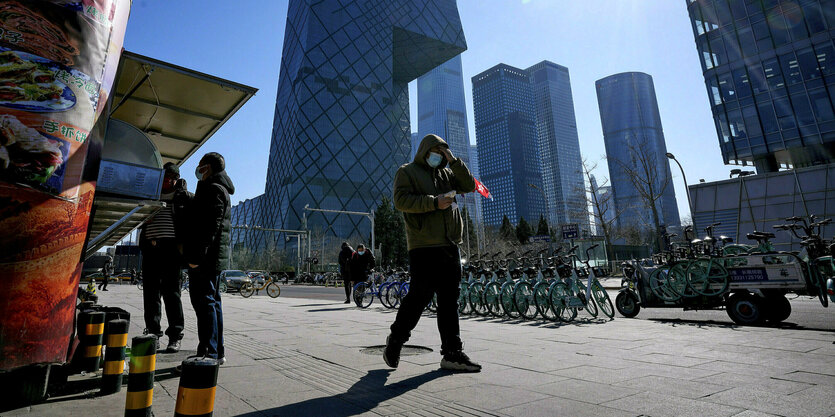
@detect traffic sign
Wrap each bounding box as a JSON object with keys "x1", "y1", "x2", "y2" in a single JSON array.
[
  {"x1": 528, "y1": 235, "x2": 551, "y2": 243},
  {"x1": 562, "y1": 224, "x2": 579, "y2": 240}
]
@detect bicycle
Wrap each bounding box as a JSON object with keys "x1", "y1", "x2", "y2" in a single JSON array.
[
  {"x1": 353, "y1": 269, "x2": 384, "y2": 308},
  {"x1": 240, "y1": 273, "x2": 281, "y2": 298}
]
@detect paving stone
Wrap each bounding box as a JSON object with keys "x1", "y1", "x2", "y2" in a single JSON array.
[
  {"x1": 702, "y1": 386, "x2": 833, "y2": 417},
  {"x1": 624, "y1": 375, "x2": 729, "y2": 399},
  {"x1": 500, "y1": 396, "x2": 634, "y2": 417},
  {"x1": 530, "y1": 377, "x2": 641, "y2": 403},
  {"x1": 602, "y1": 391, "x2": 744, "y2": 417},
  {"x1": 435, "y1": 384, "x2": 551, "y2": 411}
]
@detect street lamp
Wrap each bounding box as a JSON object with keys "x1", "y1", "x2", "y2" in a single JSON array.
[{"x1": 666, "y1": 153, "x2": 693, "y2": 217}]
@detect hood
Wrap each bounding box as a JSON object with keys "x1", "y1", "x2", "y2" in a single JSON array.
[
  {"x1": 203, "y1": 170, "x2": 235, "y2": 195},
  {"x1": 414, "y1": 134, "x2": 449, "y2": 169}
]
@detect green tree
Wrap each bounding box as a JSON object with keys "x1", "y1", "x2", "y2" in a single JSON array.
[
  {"x1": 374, "y1": 196, "x2": 408, "y2": 267},
  {"x1": 516, "y1": 217, "x2": 533, "y2": 245},
  {"x1": 536, "y1": 215, "x2": 549, "y2": 236},
  {"x1": 499, "y1": 215, "x2": 516, "y2": 243}
]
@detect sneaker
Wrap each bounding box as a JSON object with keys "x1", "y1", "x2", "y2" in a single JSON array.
[
  {"x1": 166, "y1": 339, "x2": 181, "y2": 353},
  {"x1": 383, "y1": 335, "x2": 403, "y2": 368},
  {"x1": 440, "y1": 351, "x2": 481, "y2": 373},
  {"x1": 344, "y1": 299, "x2": 350, "y2": 304},
  {"x1": 218, "y1": 356, "x2": 226, "y2": 365}
]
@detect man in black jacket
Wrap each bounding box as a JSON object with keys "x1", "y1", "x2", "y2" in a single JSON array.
[
  {"x1": 185, "y1": 152, "x2": 233, "y2": 364},
  {"x1": 139, "y1": 162, "x2": 190, "y2": 352},
  {"x1": 338, "y1": 242, "x2": 354, "y2": 303}
]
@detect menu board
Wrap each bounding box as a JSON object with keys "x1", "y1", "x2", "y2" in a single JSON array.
[{"x1": 0, "y1": 0, "x2": 132, "y2": 370}]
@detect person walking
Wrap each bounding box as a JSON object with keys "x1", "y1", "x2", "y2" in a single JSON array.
[
  {"x1": 138, "y1": 162, "x2": 190, "y2": 352},
  {"x1": 348, "y1": 244, "x2": 375, "y2": 297},
  {"x1": 338, "y1": 242, "x2": 354, "y2": 303},
  {"x1": 98, "y1": 255, "x2": 113, "y2": 291},
  {"x1": 184, "y1": 152, "x2": 233, "y2": 364},
  {"x1": 383, "y1": 134, "x2": 481, "y2": 372}
]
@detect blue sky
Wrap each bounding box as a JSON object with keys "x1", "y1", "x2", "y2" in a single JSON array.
[{"x1": 123, "y1": 0, "x2": 728, "y2": 222}]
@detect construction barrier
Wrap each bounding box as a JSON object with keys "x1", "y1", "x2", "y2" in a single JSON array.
[
  {"x1": 124, "y1": 335, "x2": 156, "y2": 417},
  {"x1": 79, "y1": 311, "x2": 105, "y2": 373},
  {"x1": 100, "y1": 319, "x2": 129, "y2": 395},
  {"x1": 174, "y1": 357, "x2": 219, "y2": 417}
]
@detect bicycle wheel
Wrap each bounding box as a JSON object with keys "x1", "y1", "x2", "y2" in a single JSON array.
[
  {"x1": 136, "y1": 281, "x2": 143, "y2": 290},
  {"x1": 499, "y1": 282, "x2": 520, "y2": 318},
  {"x1": 384, "y1": 283, "x2": 401, "y2": 309},
  {"x1": 484, "y1": 282, "x2": 503, "y2": 317},
  {"x1": 458, "y1": 282, "x2": 472, "y2": 315},
  {"x1": 577, "y1": 281, "x2": 598, "y2": 318},
  {"x1": 669, "y1": 262, "x2": 697, "y2": 298},
  {"x1": 266, "y1": 282, "x2": 281, "y2": 298},
  {"x1": 514, "y1": 282, "x2": 538, "y2": 320},
  {"x1": 353, "y1": 282, "x2": 373, "y2": 308},
  {"x1": 240, "y1": 282, "x2": 255, "y2": 298},
  {"x1": 218, "y1": 280, "x2": 227, "y2": 294},
  {"x1": 468, "y1": 282, "x2": 488, "y2": 316},
  {"x1": 534, "y1": 282, "x2": 557, "y2": 321},
  {"x1": 379, "y1": 282, "x2": 393, "y2": 308},
  {"x1": 685, "y1": 259, "x2": 728, "y2": 297},
  {"x1": 548, "y1": 282, "x2": 577, "y2": 322},
  {"x1": 591, "y1": 280, "x2": 614, "y2": 318},
  {"x1": 649, "y1": 265, "x2": 679, "y2": 302}
]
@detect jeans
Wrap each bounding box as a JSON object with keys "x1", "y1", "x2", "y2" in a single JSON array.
[
  {"x1": 188, "y1": 265, "x2": 224, "y2": 358},
  {"x1": 141, "y1": 240, "x2": 184, "y2": 341},
  {"x1": 390, "y1": 246, "x2": 463, "y2": 355}
]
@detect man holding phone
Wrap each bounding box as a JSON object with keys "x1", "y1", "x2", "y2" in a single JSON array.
[{"x1": 383, "y1": 134, "x2": 481, "y2": 372}]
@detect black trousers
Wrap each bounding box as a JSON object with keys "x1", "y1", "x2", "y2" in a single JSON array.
[
  {"x1": 390, "y1": 246, "x2": 463, "y2": 355},
  {"x1": 99, "y1": 274, "x2": 110, "y2": 290},
  {"x1": 141, "y1": 240, "x2": 184, "y2": 341}
]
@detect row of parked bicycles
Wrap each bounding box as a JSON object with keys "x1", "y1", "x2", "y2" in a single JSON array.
[{"x1": 352, "y1": 245, "x2": 615, "y2": 323}]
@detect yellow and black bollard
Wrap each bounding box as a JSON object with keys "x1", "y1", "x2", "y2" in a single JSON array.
[
  {"x1": 79, "y1": 311, "x2": 105, "y2": 373},
  {"x1": 100, "y1": 319, "x2": 128, "y2": 395},
  {"x1": 125, "y1": 335, "x2": 156, "y2": 417},
  {"x1": 174, "y1": 357, "x2": 219, "y2": 417}
]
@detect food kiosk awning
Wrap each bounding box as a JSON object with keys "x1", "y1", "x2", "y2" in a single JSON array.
[{"x1": 84, "y1": 51, "x2": 257, "y2": 257}]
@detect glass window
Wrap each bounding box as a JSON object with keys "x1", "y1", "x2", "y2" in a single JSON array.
[
  {"x1": 816, "y1": 44, "x2": 834, "y2": 77},
  {"x1": 717, "y1": 112, "x2": 731, "y2": 142},
  {"x1": 774, "y1": 96, "x2": 797, "y2": 129},
  {"x1": 809, "y1": 88, "x2": 835, "y2": 122},
  {"x1": 718, "y1": 72, "x2": 736, "y2": 102},
  {"x1": 762, "y1": 58, "x2": 784, "y2": 90},
  {"x1": 748, "y1": 63, "x2": 768, "y2": 94},
  {"x1": 758, "y1": 102, "x2": 779, "y2": 133},
  {"x1": 797, "y1": 47, "x2": 821, "y2": 80},
  {"x1": 822, "y1": 0, "x2": 835, "y2": 29},
  {"x1": 699, "y1": 37, "x2": 714, "y2": 70},
  {"x1": 783, "y1": 5, "x2": 808, "y2": 41},
  {"x1": 737, "y1": 26, "x2": 757, "y2": 58},
  {"x1": 708, "y1": 76, "x2": 722, "y2": 105},
  {"x1": 731, "y1": 1, "x2": 747, "y2": 20},
  {"x1": 743, "y1": 105, "x2": 763, "y2": 137},
  {"x1": 752, "y1": 19, "x2": 773, "y2": 51},
  {"x1": 723, "y1": 30, "x2": 741, "y2": 63},
  {"x1": 715, "y1": 0, "x2": 733, "y2": 26},
  {"x1": 780, "y1": 52, "x2": 803, "y2": 85},
  {"x1": 768, "y1": 13, "x2": 791, "y2": 46},
  {"x1": 802, "y1": 3, "x2": 827, "y2": 34},
  {"x1": 692, "y1": 6, "x2": 707, "y2": 35},
  {"x1": 791, "y1": 93, "x2": 816, "y2": 126},
  {"x1": 728, "y1": 108, "x2": 747, "y2": 139},
  {"x1": 732, "y1": 67, "x2": 752, "y2": 98}
]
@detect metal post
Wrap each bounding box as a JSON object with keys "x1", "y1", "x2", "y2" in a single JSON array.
[
  {"x1": 370, "y1": 212, "x2": 375, "y2": 257},
  {"x1": 666, "y1": 153, "x2": 693, "y2": 217}
]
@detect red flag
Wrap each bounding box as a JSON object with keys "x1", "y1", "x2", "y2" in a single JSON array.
[{"x1": 474, "y1": 178, "x2": 491, "y2": 199}]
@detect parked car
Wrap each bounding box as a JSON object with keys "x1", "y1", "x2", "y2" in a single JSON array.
[
  {"x1": 220, "y1": 270, "x2": 251, "y2": 292},
  {"x1": 246, "y1": 270, "x2": 268, "y2": 286}
]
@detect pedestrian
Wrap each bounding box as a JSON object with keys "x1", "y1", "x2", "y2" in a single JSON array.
[
  {"x1": 184, "y1": 152, "x2": 234, "y2": 364},
  {"x1": 338, "y1": 242, "x2": 354, "y2": 303},
  {"x1": 138, "y1": 162, "x2": 190, "y2": 352},
  {"x1": 347, "y1": 244, "x2": 375, "y2": 296},
  {"x1": 98, "y1": 255, "x2": 113, "y2": 291},
  {"x1": 383, "y1": 134, "x2": 481, "y2": 372}
]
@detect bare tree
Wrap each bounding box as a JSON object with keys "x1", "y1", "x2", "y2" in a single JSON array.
[
  {"x1": 577, "y1": 158, "x2": 622, "y2": 261},
  {"x1": 611, "y1": 136, "x2": 672, "y2": 252}
]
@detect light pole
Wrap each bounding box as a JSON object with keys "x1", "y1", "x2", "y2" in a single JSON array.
[
  {"x1": 304, "y1": 205, "x2": 375, "y2": 258},
  {"x1": 666, "y1": 153, "x2": 693, "y2": 218}
]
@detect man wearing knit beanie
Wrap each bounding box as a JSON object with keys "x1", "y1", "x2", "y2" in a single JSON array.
[{"x1": 184, "y1": 152, "x2": 234, "y2": 364}]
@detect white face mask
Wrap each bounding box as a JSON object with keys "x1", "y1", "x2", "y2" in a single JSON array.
[
  {"x1": 427, "y1": 152, "x2": 443, "y2": 168},
  {"x1": 357, "y1": 250, "x2": 365, "y2": 256}
]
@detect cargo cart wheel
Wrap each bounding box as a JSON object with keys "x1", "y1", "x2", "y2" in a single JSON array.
[
  {"x1": 763, "y1": 294, "x2": 791, "y2": 323},
  {"x1": 726, "y1": 292, "x2": 764, "y2": 325}
]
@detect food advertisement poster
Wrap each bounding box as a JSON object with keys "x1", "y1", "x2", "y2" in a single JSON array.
[{"x1": 0, "y1": 0, "x2": 132, "y2": 370}]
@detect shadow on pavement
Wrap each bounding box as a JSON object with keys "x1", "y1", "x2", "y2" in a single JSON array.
[
  {"x1": 649, "y1": 317, "x2": 835, "y2": 332},
  {"x1": 237, "y1": 368, "x2": 451, "y2": 417}
]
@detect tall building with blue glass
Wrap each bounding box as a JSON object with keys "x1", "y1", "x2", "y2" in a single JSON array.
[
  {"x1": 686, "y1": 0, "x2": 835, "y2": 172},
  {"x1": 240, "y1": 0, "x2": 466, "y2": 250},
  {"x1": 528, "y1": 61, "x2": 587, "y2": 231},
  {"x1": 472, "y1": 64, "x2": 545, "y2": 226},
  {"x1": 596, "y1": 72, "x2": 681, "y2": 232},
  {"x1": 416, "y1": 55, "x2": 479, "y2": 222}
]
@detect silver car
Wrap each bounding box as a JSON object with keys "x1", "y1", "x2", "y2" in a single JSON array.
[{"x1": 220, "y1": 270, "x2": 251, "y2": 292}]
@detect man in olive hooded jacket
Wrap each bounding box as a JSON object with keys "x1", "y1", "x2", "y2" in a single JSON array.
[{"x1": 383, "y1": 134, "x2": 481, "y2": 372}]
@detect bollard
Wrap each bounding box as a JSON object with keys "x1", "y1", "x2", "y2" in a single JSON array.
[
  {"x1": 125, "y1": 335, "x2": 157, "y2": 417},
  {"x1": 100, "y1": 319, "x2": 129, "y2": 395},
  {"x1": 79, "y1": 311, "x2": 105, "y2": 373},
  {"x1": 174, "y1": 357, "x2": 219, "y2": 417}
]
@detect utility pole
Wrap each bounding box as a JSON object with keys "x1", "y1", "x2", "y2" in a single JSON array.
[{"x1": 304, "y1": 205, "x2": 376, "y2": 258}]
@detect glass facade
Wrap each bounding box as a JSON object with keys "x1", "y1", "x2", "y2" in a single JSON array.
[
  {"x1": 230, "y1": 195, "x2": 264, "y2": 247},
  {"x1": 244, "y1": 0, "x2": 466, "y2": 249},
  {"x1": 687, "y1": 0, "x2": 835, "y2": 172},
  {"x1": 596, "y1": 72, "x2": 682, "y2": 232},
  {"x1": 527, "y1": 61, "x2": 588, "y2": 232},
  {"x1": 416, "y1": 55, "x2": 481, "y2": 224},
  {"x1": 472, "y1": 64, "x2": 546, "y2": 226}
]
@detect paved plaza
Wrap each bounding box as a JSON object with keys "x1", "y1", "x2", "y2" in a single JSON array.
[{"x1": 6, "y1": 285, "x2": 835, "y2": 416}]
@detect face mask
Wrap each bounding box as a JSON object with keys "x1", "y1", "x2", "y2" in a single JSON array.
[
  {"x1": 426, "y1": 152, "x2": 443, "y2": 168},
  {"x1": 357, "y1": 250, "x2": 365, "y2": 256},
  {"x1": 195, "y1": 166, "x2": 204, "y2": 181}
]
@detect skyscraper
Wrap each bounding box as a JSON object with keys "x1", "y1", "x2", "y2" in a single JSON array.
[
  {"x1": 468, "y1": 143, "x2": 483, "y2": 225},
  {"x1": 416, "y1": 55, "x2": 479, "y2": 222},
  {"x1": 596, "y1": 72, "x2": 681, "y2": 233},
  {"x1": 686, "y1": 0, "x2": 835, "y2": 172},
  {"x1": 252, "y1": 0, "x2": 465, "y2": 248},
  {"x1": 589, "y1": 174, "x2": 613, "y2": 237},
  {"x1": 527, "y1": 61, "x2": 587, "y2": 231},
  {"x1": 472, "y1": 64, "x2": 545, "y2": 226}
]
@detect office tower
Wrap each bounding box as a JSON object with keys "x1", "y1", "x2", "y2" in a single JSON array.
[
  {"x1": 252, "y1": 0, "x2": 465, "y2": 247},
  {"x1": 527, "y1": 61, "x2": 587, "y2": 231},
  {"x1": 687, "y1": 0, "x2": 835, "y2": 172},
  {"x1": 410, "y1": 132, "x2": 421, "y2": 161},
  {"x1": 589, "y1": 174, "x2": 614, "y2": 236},
  {"x1": 596, "y1": 72, "x2": 681, "y2": 232},
  {"x1": 472, "y1": 64, "x2": 546, "y2": 226}
]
